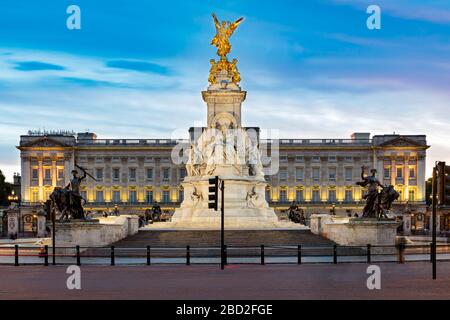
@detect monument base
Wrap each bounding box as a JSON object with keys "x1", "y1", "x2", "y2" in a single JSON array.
[
  {"x1": 54, "y1": 215, "x2": 139, "y2": 249},
  {"x1": 171, "y1": 175, "x2": 305, "y2": 229},
  {"x1": 310, "y1": 214, "x2": 400, "y2": 246}
]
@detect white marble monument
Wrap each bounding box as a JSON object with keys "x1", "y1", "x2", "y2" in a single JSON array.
[{"x1": 170, "y1": 68, "x2": 300, "y2": 229}]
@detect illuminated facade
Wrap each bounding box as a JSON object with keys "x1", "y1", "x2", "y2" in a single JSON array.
[{"x1": 17, "y1": 131, "x2": 429, "y2": 215}]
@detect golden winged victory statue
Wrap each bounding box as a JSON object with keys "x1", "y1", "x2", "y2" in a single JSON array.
[{"x1": 208, "y1": 13, "x2": 244, "y2": 86}]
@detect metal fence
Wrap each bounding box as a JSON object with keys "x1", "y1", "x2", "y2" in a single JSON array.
[{"x1": 1, "y1": 243, "x2": 450, "y2": 266}]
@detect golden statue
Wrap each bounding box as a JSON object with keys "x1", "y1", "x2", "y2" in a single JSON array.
[
  {"x1": 210, "y1": 13, "x2": 244, "y2": 58},
  {"x1": 208, "y1": 13, "x2": 244, "y2": 85}
]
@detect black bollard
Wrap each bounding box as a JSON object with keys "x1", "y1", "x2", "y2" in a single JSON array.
[
  {"x1": 14, "y1": 245, "x2": 19, "y2": 266},
  {"x1": 298, "y1": 245, "x2": 302, "y2": 265},
  {"x1": 111, "y1": 246, "x2": 115, "y2": 266},
  {"x1": 76, "y1": 245, "x2": 81, "y2": 266},
  {"x1": 44, "y1": 245, "x2": 48, "y2": 266},
  {"x1": 147, "y1": 245, "x2": 151, "y2": 266}
]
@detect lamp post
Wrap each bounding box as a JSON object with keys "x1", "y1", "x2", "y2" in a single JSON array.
[{"x1": 7, "y1": 190, "x2": 19, "y2": 204}]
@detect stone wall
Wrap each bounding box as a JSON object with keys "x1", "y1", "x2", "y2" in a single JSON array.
[
  {"x1": 55, "y1": 215, "x2": 139, "y2": 249},
  {"x1": 310, "y1": 214, "x2": 399, "y2": 246}
]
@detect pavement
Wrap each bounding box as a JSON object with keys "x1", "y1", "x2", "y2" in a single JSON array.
[{"x1": 1, "y1": 261, "x2": 450, "y2": 300}]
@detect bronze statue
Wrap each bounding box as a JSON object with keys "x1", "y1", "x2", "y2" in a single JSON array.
[
  {"x1": 49, "y1": 166, "x2": 93, "y2": 221},
  {"x1": 356, "y1": 166, "x2": 399, "y2": 219},
  {"x1": 288, "y1": 201, "x2": 305, "y2": 224}
]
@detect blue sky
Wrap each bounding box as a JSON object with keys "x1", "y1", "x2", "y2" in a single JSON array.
[{"x1": 0, "y1": 0, "x2": 449, "y2": 181}]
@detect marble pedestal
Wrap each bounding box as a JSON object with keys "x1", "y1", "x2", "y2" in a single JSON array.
[
  {"x1": 310, "y1": 214, "x2": 400, "y2": 246},
  {"x1": 171, "y1": 174, "x2": 299, "y2": 229}
]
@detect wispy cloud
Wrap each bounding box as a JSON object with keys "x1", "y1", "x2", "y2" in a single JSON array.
[{"x1": 14, "y1": 61, "x2": 65, "y2": 71}]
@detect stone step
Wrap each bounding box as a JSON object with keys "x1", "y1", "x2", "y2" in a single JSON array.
[{"x1": 83, "y1": 229, "x2": 367, "y2": 258}]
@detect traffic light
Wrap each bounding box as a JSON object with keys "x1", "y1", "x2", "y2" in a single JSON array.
[
  {"x1": 437, "y1": 162, "x2": 450, "y2": 207},
  {"x1": 208, "y1": 176, "x2": 219, "y2": 210}
]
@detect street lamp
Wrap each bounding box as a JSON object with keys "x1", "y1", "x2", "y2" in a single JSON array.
[{"x1": 7, "y1": 190, "x2": 19, "y2": 203}]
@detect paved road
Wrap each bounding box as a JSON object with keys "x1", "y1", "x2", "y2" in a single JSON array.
[{"x1": 1, "y1": 262, "x2": 450, "y2": 300}]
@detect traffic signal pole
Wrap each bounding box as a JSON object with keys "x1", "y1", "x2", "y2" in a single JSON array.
[
  {"x1": 432, "y1": 165, "x2": 437, "y2": 279},
  {"x1": 207, "y1": 176, "x2": 225, "y2": 269},
  {"x1": 221, "y1": 180, "x2": 225, "y2": 270}
]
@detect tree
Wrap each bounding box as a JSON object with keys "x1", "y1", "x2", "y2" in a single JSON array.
[{"x1": 0, "y1": 170, "x2": 12, "y2": 206}]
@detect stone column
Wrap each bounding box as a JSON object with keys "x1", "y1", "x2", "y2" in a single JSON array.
[
  {"x1": 390, "y1": 155, "x2": 396, "y2": 187},
  {"x1": 417, "y1": 154, "x2": 426, "y2": 202},
  {"x1": 403, "y1": 213, "x2": 412, "y2": 236},
  {"x1": 36, "y1": 215, "x2": 47, "y2": 237},
  {"x1": 7, "y1": 210, "x2": 19, "y2": 238},
  {"x1": 21, "y1": 155, "x2": 30, "y2": 203},
  {"x1": 431, "y1": 213, "x2": 441, "y2": 233},
  {"x1": 51, "y1": 159, "x2": 57, "y2": 187},
  {"x1": 38, "y1": 158, "x2": 44, "y2": 202},
  {"x1": 202, "y1": 90, "x2": 247, "y2": 128},
  {"x1": 64, "y1": 153, "x2": 74, "y2": 184}
]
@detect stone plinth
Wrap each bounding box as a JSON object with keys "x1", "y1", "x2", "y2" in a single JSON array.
[
  {"x1": 54, "y1": 215, "x2": 139, "y2": 249},
  {"x1": 7, "y1": 210, "x2": 19, "y2": 238},
  {"x1": 310, "y1": 214, "x2": 400, "y2": 246},
  {"x1": 171, "y1": 175, "x2": 301, "y2": 229}
]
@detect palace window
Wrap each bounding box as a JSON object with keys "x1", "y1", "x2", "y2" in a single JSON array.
[
  {"x1": 57, "y1": 169, "x2": 64, "y2": 180},
  {"x1": 328, "y1": 155, "x2": 337, "y2": 162},
  {"x1": 32, "y1": 168, "x2": 38, "y2": 180},
  {"x1": 345, "y1": 168, "x2": 353, "y2": 181},
  {"x1": 280, "y1": 155, "x2": 288, "y2": 162},
  {"x1": 32, "y1": 191, "x2": 39, "y2": 202},
  {"x1": 384, "y1": 167, "x2": 391, "y2": 179},
  {"x1": 312, "y1": 168, "x2": 320, "y2": 181},
  {"x1": 44, "y1": 168, "x2": 51, "y2": 180},
  {"x1": 409, "y1": 167, "x2": 416, "y2": 179},
  {"x1": 96, "y1": 168, "x2": 103, "y2": 181},
  {"x1": 396, "y1": 167, "x2": 403, "y2": 178},
  {"x1": 179, "y1": 168, "x2": 186, "y2": 180},
  {"x1": 113, "y1": 191, "x2": 121, "y2": 203},
  {"x1": 129, "y1": 191, "x2": 137, "y2": 203},
  {"x1": 345, "y1": 156, "x2": 353, "y2": 162},
  {"x1": 113, "y1": 168, "x2": 120, "y2": 181},
  {"x1": 112, "y1": 156, "x2": 120, "y2": 163},
  {"x1": 329, "y1": 189, "x2": 336, "y2": 203},
  {"x1": 409, "y1": 190, "x2": 415, "y2": 202},
  {"x1": 312, "y1": 156, "x2": 320, "y2": 162},
  {"x1": 295, "y1": 156, "x2": 304, "y2": 162},
  {"x1": 179, "y1": 189, "x2": 184, "y2": 202},
  {"x1": 96, "y1": 190, "x2": 104, "y2": 203},
  {"x1": 279, "y1": 168, "x2": 287, "y2": 181},
  {"x1": 329, "y1": 168, "x2": 336, "y2": 181},
  {"x1": 345, "y1": 189, "x2": 353, "y2": 203},
  {"x1": 146, "y1": 191, "x2": 153, "y2": 204},
  {"x1": 146, "y1": 168, "x2": 153, "y2": 180},
  {"x1": 129, "y1": 168, "x2": 136, "y2": 181},
  {"x1": 162, "y1": 190, "x2": 170, "y2": 203},
  {"x1": 162, "y1": 168, "x2": 170, "y2": 181},
  {"x1": 312, "y1": 190, "x2": 320, "y2": 203},
  {"x1": 295, "y1": 168, "x2": 304, "y2": 181},
  {"x1": 279, "y1": 189, "x2": 287, "y2": 202},
  {"x1": 296, "y1": 189, "x2": 304, "y2": 202}
]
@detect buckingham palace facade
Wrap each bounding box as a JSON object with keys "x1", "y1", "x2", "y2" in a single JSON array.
[{"x1": 17, "y1": 131, "x2": 429, "y2": 216}]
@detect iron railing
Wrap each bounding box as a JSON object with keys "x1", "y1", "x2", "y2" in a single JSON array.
[{"x1": 1, "y1": 243, "x2": 449, "y2": 266}]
